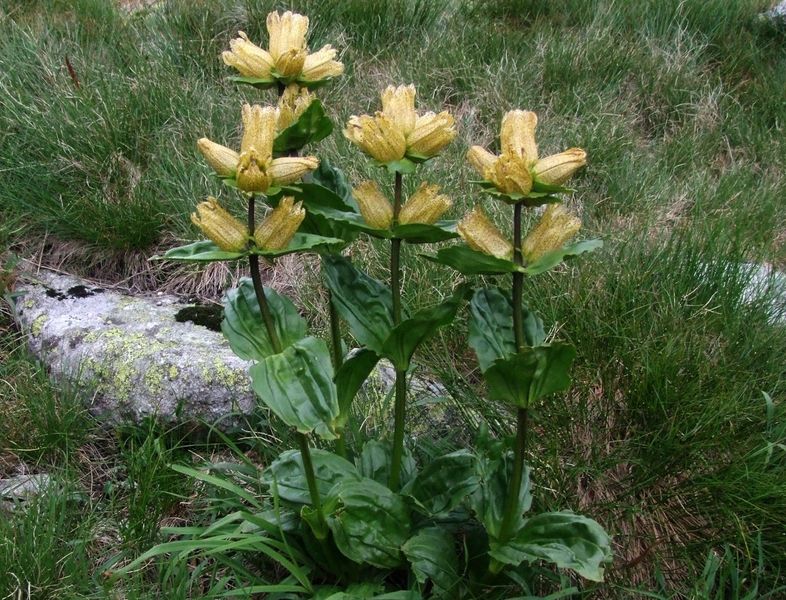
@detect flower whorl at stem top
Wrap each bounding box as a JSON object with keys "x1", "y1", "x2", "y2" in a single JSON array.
[
  {"x1": 191, "y1": 198, "x2": 248, "y2": 252},
  {"x1": 352, "y1": 180, "x2": 452, "y2": 229},
  {"x1": 222, "y1": 12, "x2": 344, "y2": 84},
  {"x1": 457, "y1": 206, "x2": 513, "y2": 260},
  {"x1": 277, "y1": 84, "x2": 315, "y2": 130},
  {"x1": 521, "y1": 204, "x2": 581, "y2": 262},
  {"x1": 197, "y1": 104, "x2": 319, "y2": 194},
  {"x1": 467, "y1": 110, "x2": 587, "y2": 197},
  {"x1": 254, "y1": 196, "x2": 306, "y2": 250},
  {"x1": 344, "y1": 84, "x2": 456, "y2": 164}
]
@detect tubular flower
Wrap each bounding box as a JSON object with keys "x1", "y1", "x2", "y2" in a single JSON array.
[
  {"x1": 191, "y1": 197, "x2": 248, "y2": 252},
  {"x1": 521, "y1": 204, "x2": 581, "y2": 262},
  {"x1": 467, "y1": 109, "x2": 586, "y2": 196},
  {"x1": 277, "y1": 84, "x2": 315, "y2": 131},
  {"x1": 197, "y1": 104, "x2": 319, "y2": 193},
  {"x1": 353, "y1": 181, "x2": 393, "y2": 229},
  {"x1": 223, "y1": 12, "x2": 343, "y2": 84},
  {"x1": 399, "y1": 182, "x2": 452, "y2": 225},
  {"x1": 345, "y1": 84, "x2": 456, "y2": 164},
  {"x1": 457, "y1": 206, "x2": 513, "y2": 260},
  {"x1": 254, "y1": 196, "x2": 306, "y2": 250}
]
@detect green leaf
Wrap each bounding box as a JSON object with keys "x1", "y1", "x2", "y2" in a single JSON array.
[
  {"x1": 322, "y1": 255, "x2": 396, "y2": 354},
  {"x1": 156, "y1": 240, "x2": 246, "y2": 263},
  {"x1": 334, "y1": 349, "x2": 380, "y2": 428},
  {"x1": 309, "y1": 160, "x2": 357, "y2": 210},
  {"x1": 249, "y1": 337, "x2": 340, "y2": 439},
  {"x1": 274, "y1": 99, "x2": 333, "y2": 153},
  {"x1": 403, "y1": 450, "x2": 478, "y2": 516},
  {"x1": 523, "y1": 239, "x2": 603, "y2": 275},
  {"x1": 261, "y1": 448, "x2": 359, "y2": 505},
  {"x1": 402, "y1": 528, "x2": 460, "y2": 598},
  {"x1": 470, "y1": 180, "x2": 565, "y2": 206},
  {"x1": 326, "y1": 477, "x2": 411, "y2": 568},
  {"x1": 471, "y1": 427, "x2": 532, "y2": 539},
  {"x1": 422, "y1": 245, "x2": 521, "y2": 275},
  {"x1": 357, "y1": 439, "x2": 417, "y2": 487},
  {"x1": 228, "y1": 75, "x2": 277, "y2": 89},
  {"x1": 391, "y1": 221, "x2": 459, "y2": 244},
  {"x1": 484, "y1": 344, "x2": 576, "y2": 408},
  {"x1": 221, "y1": 278, "x2": 307, "y2": 361},
  {"x1": 373, "y1": 157, "x2": 417, "y2": 175},
  {"x1": 489, "y1": 511, "x2": 612, "y2": 582},
  {"x1": 252, "y1": 232, "x2": 346, "y2": 258},
  {"x1": 468, "y1": 287, "x2": 545, "y2": 371},
  {"x1": 381, "y1": 285, "x2": 469, "y2": 370},
  {"x1": 531, "y1": 178, "x2": 574, "y2": 194}
]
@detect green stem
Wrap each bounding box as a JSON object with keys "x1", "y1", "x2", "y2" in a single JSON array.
[
  {"x1": 247, "y1": 195, "x2": 327, "y2": 536},
  {"x1": 498, "y1": 201, "x2": 529, "y2": 544},
  {"x1": 388, "y1": 172, "x2": 406, "y2": 491}
]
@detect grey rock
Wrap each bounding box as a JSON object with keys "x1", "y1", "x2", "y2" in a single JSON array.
[
  {"x1": 0, "y1": 474, "x2": 51, "y2": 511},
  {"x1": 13, "y1": 271, "x2": 255, "y2": 425},
  {"x1": 738, "y1": 262, "x2": 786, "y2": 325},
  {"x1": 764, "y1": 1, "x2": 786, "y2": 20}
]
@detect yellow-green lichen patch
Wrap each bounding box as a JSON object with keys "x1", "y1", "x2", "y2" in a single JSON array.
[
  {"x1": 168, "y1": 365, "x2": 179, "y2": 379},
  {"x1": 31, "y1": 314, "x2": 48, "y2": 336}
]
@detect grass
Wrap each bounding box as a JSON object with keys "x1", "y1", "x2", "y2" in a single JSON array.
[{"x1": 1, "y1": 0, "x2": 785, "y2": 596}]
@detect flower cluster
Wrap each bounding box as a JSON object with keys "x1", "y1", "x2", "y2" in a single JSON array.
[{"x1": 353, "y1": 181, "x2": 452, "y2": 229}]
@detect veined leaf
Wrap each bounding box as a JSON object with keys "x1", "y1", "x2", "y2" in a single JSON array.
[
  {"x1": 249, "y1": 337, "x2": 339, "y2": 439},
  {"x1": 156, "y1": 240, "x2": 246, "y2": 263},
  {"x1": 490, "y1": 511, "x2": 612, "y2": 582},
  {"x1": 357, "y1": 439, "x2": 417, "y2": 487},
  {"x1": 403, "y1": 450, "x2": 478, "y2": 516},
  {"x1": 422, "y1": 245, "x2": 521, "y2": 275},
  {"x1": 523, "y1": 239, "x2": 603, "y2": 275},
  {"x1": 274, "y1": 99, "x2": 333, "y2": 153},
  {"x1": 222, "y1": 278, "x2": 307, "y2": 361},
  {"x1": 334, "y1": 349, "x2": 380, "y2": 428},
  {"x1": 261, "y1": 448, "x2": 359, "y2": 505},
  {"x1": 402, "y1": 528, "x2": 460, "y2": 598}
]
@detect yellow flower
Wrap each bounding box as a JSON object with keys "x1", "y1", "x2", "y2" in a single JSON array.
[
  {"x1": 254, "y1": 196, "x2": 306, "y2": 250},
  {"x1": 521, "y1": 204, "x2": 581, "y2": 262},
  {"x1": 223, "y1": 12, "x2": 343, "y2": 84},
  {"x1": 457, "y1": 206, "x2": 513, "y2": 259},
  {"x1": 467, "y1": 110, "x2": 586, "y2": 196},
  {"x1": 191, "y1": 197, "x2": 248, "y2": 251},
  {"x1": 345, "y1": 84, "x2": 456, "y2": 163},
  {"x1": 197, "y1": 104, "x2": 319, "y2": 194},
  {"x1": 344, "y1": 114, "x2": 407, "y2": 163},
  {"x1": 399, "y1": 182, "x2": 452, "y2": 225},
  {"x1": 353, "y1": 181, "x2": 393, "y2": 229},
  {"x1": 277, "y1": 84, "x2": 315, "y2": 131}
]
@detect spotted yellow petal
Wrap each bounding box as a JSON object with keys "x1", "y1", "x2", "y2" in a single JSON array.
[
  {"x1": 533, "y1": 148, "x2": 587, "y2": 185},
  {"x1": 381, "y1": 84, "x2": 417, "y2": 138},
  {"x1": 191, "y1": 197, "x2": 248, "y2": 251},
  {"x1": 301, "y1": 45, "x2": 344, "y2": 81},
  {"x1": 254, "y1": 196, "x2": 306, "y2": 250},
  {"x1": 266, "y1": 11, "x2": 309, "y2": 61},
  {"x1": 406, "y1": 111, "x2": 456, "y2": 157},
  {"x1": 500, "y1": 110, "x2": 538, "y2": 162},
  {"x1": 522, "y1": 204, "x2": 581, "y2": 262},
  {"x1": 222, "y1": 31, "x2": 275, "y2": 79},
  {"x1": 269, "y1": 156, "x2": 320, "y2": 186},
  {"x1": 398, "y1": 182, "x2": 452, "y2": 225},
  {"x1": 343, "y1": 113, "x2": 407, "y2": 163},
  {"x1": 466, "y1": 146, "x2": 498, "y2": 179},
  {"x1": 197, "y1": 138, "x2": 239, "y2": 177},
  {"x1": 457, "y1": 206, "x2": 513, "y2": 259},
  {"x1": 240, "y1": 104, "x2": 278, "y2": 162},
  {"x1": 353, "y1": 180, "x2": 393, "y2": 229}
]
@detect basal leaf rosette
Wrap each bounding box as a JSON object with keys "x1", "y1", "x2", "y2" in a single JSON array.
[
  {"x1": 158, "y1": 196, "x2": 343, "y2": 263},
  {"x1": 222, "y1": 11, "x2": 344, "y2": 88},
  {"x1": 343, "y1": 84, "x2": 457, "y2": 173},
  {"x1": 425, "y1": 204, "x2": 602, "y2": 275},
  {"x1": 467, "y1": 110, "x2": 587, "y2": 205},
  {"x1": 198, "y1": 104, "x2": 320, "y2": 194}
]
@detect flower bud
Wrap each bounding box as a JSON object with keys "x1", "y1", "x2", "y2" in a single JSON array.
[
  {"x1": 406, "y1": 111, "x2": 456, "y2": 157},
  {"x1": 236, "y1": 150, "x2": 273, "y2": 193},
  {"x1": 382, "y1": 84, "x2": 417, "y2": 137},
  {"x1": 522, "y1": 204, "x2": 581, "y2": 262},
  {"x1": 489, "y1": 152, "x2": 533, "y2": 195},
  {"x1": 191, "y1": 198, "x2": 248, "y2": 251},
  {"x1": 353, "y1": 181, "x2": 393, "y2": 229},
  {"x1": 344, "y1": 113, "x2": 407, "y2": 163},
  {"x1": 277, "y1": 84, "x2": 315, "y2": 130},
  {"x1": 457, "y1": 206, "x2": 513, "y2": 259},
  {"x1": 501, "y1": 110, "x2": 538, "y2": 162},
  {"x1": 533, "y1": 148, "x2": 587, "y2": 185},
  {"x1": 197, "y1": 138, "x2": 240, "y2": 178},
  {"x1": 275, "y1": 48, "x2": 307, "y2": 78},
  {"x1": 398, "y1": 182, "x2": 452, "y2": 225},
  {"x1": 301, "y1": 44, "x2": 344, "y2": 82},
  {"x1": 222, "y1": 31, "x2": 275, "y2": 79},
  {"x1": 269, "y1": 156, "x2": 320, "y2": 185},
  {"x1": 254, "y1": 196, "x2": 306, "y2": 250}
]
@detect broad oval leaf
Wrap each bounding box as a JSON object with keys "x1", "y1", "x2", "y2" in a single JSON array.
[
  {"x1": 326, "y1": 477, "x2": 411, "y2": 569},
  {"x1": 322, "y1": 255, "x2": 396, "y2": 354},
  {"x1": 468, "y1": 287, "x2": 545, "y2": 372},
  {"x1": 403, "y1": 450, "x2": 478, "y2": 516},
  {"x1": 334, "y1": 349, "x2": 380, "y2": 428},
  {"x1": 422, "y1": 246, "x2": 521, "y2": 276},
  {"x1": 261, "y1": 448, "x2": 359, "y2": 505},
  {"x1": 274, "y1": 99, "x2": 333, "y2": 154},
  {"x1": 484, "y1": 343, "x2": 576, "y2": 408},
  {"x1": 402, "y1": 528, "x2": 460, "y2": 598},
  {"x1": 222, "y1": 278, "x2": 307, "y2": 361},
  {"x1": 249, "y1": 337, "x2": 340, "y2": 439},
  {"x1": 522, "y1": 239, "x2": 603, "y2": 276},
  {"x1": 357, "y1": 439, "x2": 417, "y2": 487},
  {"x1": 391, "y1": 221, "x2": 459, "y2": 244},
  {"x1": 489, "y1": 511, "x2": 612, "y2": 582},
  {"x1": 309, "y1": 160, "x2": 357, "y2": 210},
  {"x1": 157, "y1": 240, "x2": 246, "y2": 263},
  {"x1": 381, "y1": 285, "x2": 469, "y2": 370},
  {"x1": 252, "y1": 232, "x2": 346, "y2": 258}
]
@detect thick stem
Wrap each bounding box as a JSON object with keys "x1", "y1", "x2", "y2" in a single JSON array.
[
  {"x1": 388, "y1": 172, "x2": 406, "y2": 490},
  {"x1": 247, "y1": 195, "x2": 326, "y2": 535},
  {"x1": 498, "y1": 202, "x2": 529, "y2": 544}
]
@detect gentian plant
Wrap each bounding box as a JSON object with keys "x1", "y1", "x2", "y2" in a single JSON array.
[{"x1": 114, "y1": 11, "x2": 612, "y2": 598}]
